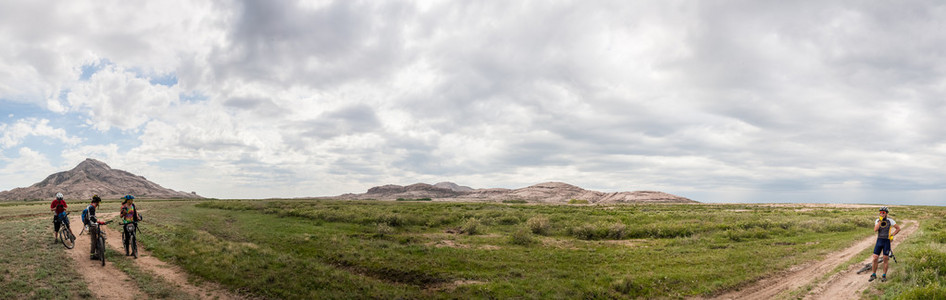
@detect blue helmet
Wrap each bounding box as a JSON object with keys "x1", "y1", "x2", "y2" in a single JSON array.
[{"x1": 124, "y1": 195, "x2": 135, "y2": 200}]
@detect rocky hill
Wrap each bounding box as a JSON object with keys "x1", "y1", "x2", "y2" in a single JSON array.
[
  {"x1": 0, "y1": 158, "x2": 203, "y2": 201},
  {"x1": 338, "y1": 181, "x2": 696, "y2": 204}
]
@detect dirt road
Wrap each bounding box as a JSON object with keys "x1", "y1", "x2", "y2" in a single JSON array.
[
  {"x1": 67, "y1": 213, "x2": 146, "y2": 300},
  {"x1": 711, "y1": 220, "x2": 918, "y2": 300},
  {"x1": 67, "y1": 212, "x2": 240, "y2": 299},
  {"x1": 804, "y1": 220, "x2": 918, "y2": 300}
]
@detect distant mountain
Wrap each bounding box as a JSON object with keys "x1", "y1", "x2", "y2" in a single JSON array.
[
  {"x1": 338, "y1": 181, "x2": 696, "y2": 204},
  {"x1": 0, "y1": 158, "x2": 203, "y2": 201}
]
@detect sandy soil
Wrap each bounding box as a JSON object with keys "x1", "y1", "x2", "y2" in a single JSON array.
[
  {"x1": 709, "y1": 220, "x2": 919, "y2": 300},
  {"x1": 67, "y1": 212, "x2": 241, "y2": 299}
]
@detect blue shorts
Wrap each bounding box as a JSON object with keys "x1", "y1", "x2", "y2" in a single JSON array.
[{"x1": 873, "y1": 238, "x2": 891, "y2": 256}]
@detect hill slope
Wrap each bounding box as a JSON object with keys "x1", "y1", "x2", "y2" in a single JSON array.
[
  {"x1": 338, "y1": 181, "x2": 696, "y2": 203},
  {"x1": 0, "y1": 158, "x2": 203, "y2": 201}
]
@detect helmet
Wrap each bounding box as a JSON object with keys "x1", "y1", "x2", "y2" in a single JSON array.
[
  {"x1": 879, "y1": 206, "x2": 889, "y2": 213},
  {"x1": 124, "y1": 195, "x2": 134, "y2": 200},
  {"x1": 56, "y1": 192, "x2": 63, "y2": 200},
  {"x1": 92, "y1": 195, "x2": 101, "y2": 203}
]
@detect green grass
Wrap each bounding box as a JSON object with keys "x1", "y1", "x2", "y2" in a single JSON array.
[
  {"x1": 3, "y1": 200, "x2": 943, "y2": 299},
  {"x1": 0, "y1": 216, "x2": 92, "y2": 299},
  {"x1": 131, "y1": 200, "x2": 925, "y2": 299}
]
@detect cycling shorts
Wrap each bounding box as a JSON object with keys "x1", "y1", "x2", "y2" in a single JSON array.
[{"x1": 873, "y1": 238, "x2": 891, "y2": 256}]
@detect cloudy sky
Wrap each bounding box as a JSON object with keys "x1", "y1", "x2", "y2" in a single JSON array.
[{"x1": 1, "y1": 1, "x2": 945, "y2": 205}]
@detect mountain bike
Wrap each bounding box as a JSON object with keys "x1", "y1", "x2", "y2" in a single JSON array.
[
  {"x1": 91, "y1": 220, "x2": 113, "y2": 266},
  {"x1": 56, "y1": 212, "x2": 76, "y2": 249},
  {"x1": 122, "y1": 221, "x2": 140, "y2": 259}
]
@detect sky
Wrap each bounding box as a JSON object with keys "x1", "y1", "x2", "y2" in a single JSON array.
[{"x1": 1, "y1": 1, "x2": 945, "y2": 205}]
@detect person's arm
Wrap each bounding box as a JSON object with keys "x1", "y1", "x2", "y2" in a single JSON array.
[
  {"x1": 874, "y1": 219, "x2": 881, "y2": 232},
  {"x1": 892, "y1": 224, "x2": 901, "y2": 237}
]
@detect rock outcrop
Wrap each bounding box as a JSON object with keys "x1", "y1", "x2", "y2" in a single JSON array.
[
  {"x1": 338, "y1": 181, "x2": 696, "y2": 204},
  {"x1": 0, "y1": 158, "x2": 204, "y2": 201}
]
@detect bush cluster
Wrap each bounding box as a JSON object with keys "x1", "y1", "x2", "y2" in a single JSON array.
[
  {"x1": 526, "y1": 216, "x2": 550, "y2": 235},
  {"x1": 509, "y1": 227, "x2": 535, "y2": 245}
]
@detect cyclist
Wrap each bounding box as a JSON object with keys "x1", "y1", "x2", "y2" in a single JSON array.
[
  {"x1": 87, "y1": 195, "x2": 105, "y2": 260},
  {"x1": 49, "y1": 192, "x2": 69, "y2": 241},
  {"x1": 869, "y1": 206, "x2": 901, "y2": 282},
  {"x1": 120, "y1": 195, "x2": 141, "y2": 255}
]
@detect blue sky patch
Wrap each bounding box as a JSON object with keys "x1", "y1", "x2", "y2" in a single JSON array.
[
  {"x1": 149, "y1": 73, "x2": 178, "y2": 87},
  {"x1": 79, "y1": 59, "x2": 112, "y2": 81}
]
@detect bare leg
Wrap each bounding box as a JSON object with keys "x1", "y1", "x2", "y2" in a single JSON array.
[
  {"x1": 871, "y1": 254, "x2": 880, "y2": 273},
  {"x1": 882, "y1": 255, "x2": 889, "y2": 275}
]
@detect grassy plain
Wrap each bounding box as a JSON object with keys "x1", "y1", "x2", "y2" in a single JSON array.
[
  {"x1": 2, "y1": 200, "x2": 944, "y2": 299},
  {"x1": 132, "y1": 200, "x2": 943, "y2": 299}
]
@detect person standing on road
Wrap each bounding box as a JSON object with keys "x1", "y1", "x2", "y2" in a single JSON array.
[
  {"x1": 869, "y1": 206, "x2": 901, "y2": 282},
  {"x1": 120, "y1": 195, "x2": 140, "y2": 255},
  {"x1": 87, "y1": 195, "x2": 105, "y2": 260},
  {"x1": 50, "y1": 192, "x2": 68, "y2": 241}
]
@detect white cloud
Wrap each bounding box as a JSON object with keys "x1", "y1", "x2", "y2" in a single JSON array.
[
  {"x1": 1, "y1": 1, "x2": 946, "y2": 203},
  {"x1": 0, "y1": 147, "x2": 55, "y2": 191},
  {"x1": 67, "y1": 65, "x2": 179, "y2": 131},
  {"x1": 0, "y1": 118, "x2": 82, "y2": 149}
]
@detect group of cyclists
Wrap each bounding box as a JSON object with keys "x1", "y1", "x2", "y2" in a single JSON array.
[{"x1": 50, "y1": 193, "x2": 142, "y2": 260}]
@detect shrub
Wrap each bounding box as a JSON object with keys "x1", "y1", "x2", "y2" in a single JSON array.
[
  {"x1": 527, "y1": 216, "x2": 550, "y2": 235},
  {"x1": 497, "y1": 216, "x2": 521, "y2": 225},
  {"x1": 570, "y1": 224, "x2": 603, "y2": 240},
  {"x1": 568, "y1": 199, "x2": 589, "y2": 204},
  {"x1": 502, "y1": 199, "x2": 528, "y2": 204},
  {"x1": 608, "y1": 223, "x2": 628, "y2": 240},
  {"x1": 378, "y1": 214, "x2": 404, "y2": 227},
  {"x1": 376, "y1": 223, "x2": 395, "y2": 237},
  {"x1": 461, "y1": 218, "x2": 481, "y2": 235},
  {"x1": 509, "y1": 227, "x2": 535, "y2": 245}
]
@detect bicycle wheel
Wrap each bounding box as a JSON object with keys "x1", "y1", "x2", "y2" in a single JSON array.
[
  {"x1": 131, "y1": 232, "x2": 137, "y2": 259},
  {"x1": 60, "y1": 226, "x2": 75, "y2": 249},
  {"x1": 98, "y1": 236, "x2": 106, "y2": 266}
]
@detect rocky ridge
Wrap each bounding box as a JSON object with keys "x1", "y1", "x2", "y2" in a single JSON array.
[
  {"x1": 338, "y1": 181, "x2": 696, "y2": 204},
  {"x1": 0, "y1": 158, "x2": 203, "y2": 201}
]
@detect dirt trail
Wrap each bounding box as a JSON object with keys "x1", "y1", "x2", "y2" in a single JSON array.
[
  {"x1": 67, "y1": 213, "x2": 146, "y2": 300},
  {"x1": 67, "y1": 212, "x2": 241, "y2": 299},
  {"x1": 99, "y1": 219, "x2": 240, "y2": 299},
  {"x1": 711, "y1": 220, "x2": 919, "y2": 300},
  {"x1": 804, "y1": 220, "x2": 918, "y2": 300}
]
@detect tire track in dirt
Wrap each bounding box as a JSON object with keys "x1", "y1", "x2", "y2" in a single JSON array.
[
  {"x1": 99, "y1": 219, "x2": 241, "y2": 299},
  {"x1": 804, "y1": 220, "x2": 918, "y2": 300},
  {"x1": 66, "y1": 213, "x2": 146, "y2": 300},
  {"x1": 710, "y1": 220, "x2": 919, "y2": 300}
]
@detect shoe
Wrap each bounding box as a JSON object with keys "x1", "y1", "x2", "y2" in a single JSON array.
[
  {"x1": 881, "y1": 275, "x2": 887, "y2": 282},
  {"x1": 869, "y1": 274, "x2": 877, "y2": 282},
  {"x1": 90, "y1": 255, "x2": 99, "y2": 260}
]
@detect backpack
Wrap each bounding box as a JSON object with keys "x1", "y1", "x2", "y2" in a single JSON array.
[{"x1": 81, "y1": 205, "x2": 92, "y2": 225}]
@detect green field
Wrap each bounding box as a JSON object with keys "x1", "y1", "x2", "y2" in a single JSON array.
[{"x1": 1, "y1": 200, "x2": 944, "y2": 299}]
